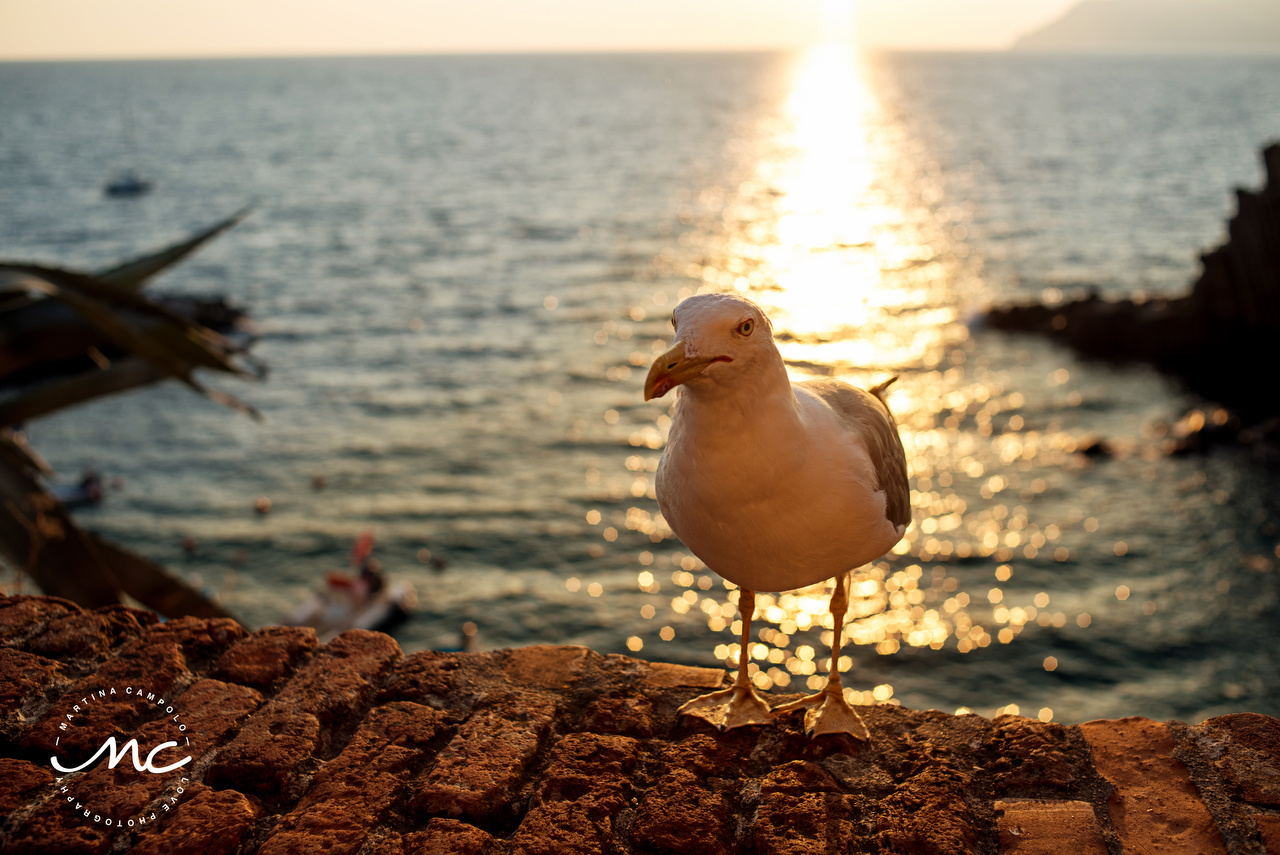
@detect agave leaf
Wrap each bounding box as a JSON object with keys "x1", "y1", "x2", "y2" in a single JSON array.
[
  {"x1": 0, "y1": 267, "x2": 260, "y2": 424},
  {"x1": 0, "y1": 448, "x2": 240, "y2": 622},
  {"x1": 0, "y1": 428, "x2": 53, "y2": 478},
  {"x1": 0, "y1": 210, "x2": 250, "y2": 323},
  {"x1": 0, "y1": 353, "x2": 261, "y2": 427},
  {"x1": 0, "y1": 296, "x2": 115, "y2": 379},
  {"x1": 0, "y1": 357, "x2": 161, "y2": 426},
  {"x1": 0, "y1": 274, "x2": 263, "y2": 385},
  {"x1": 0, "y1": 214, "x2": 252, "y2": 625},
  {"x1": 0, "y1": 450, "x2": 125, "y2": 609},
  {"x1": 95, "y1": 207, "x2": 254, "y2": 293},
  {"x1": 87, "y1": 532, "x2": 240, "y2": 622},
  {"x1": 2, "y1": 266, "x2": 253, "y2": 369},
  {"x1": 6, "y1": 270, "x2": 215, "y2": 395}
]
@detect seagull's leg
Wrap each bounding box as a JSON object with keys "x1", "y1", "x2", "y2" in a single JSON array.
[
  {"x1": 677, "y1": 587, "x2": 774, "y2": 730},
  {"x1": 772, "y1": 572, "x2": 870, "y2": 740}
]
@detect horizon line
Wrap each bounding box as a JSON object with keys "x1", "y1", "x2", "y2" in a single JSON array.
[
  {"x1": 4, "y1": 43, "x2": 1278, "y2": 65},
  {"x1": 0, "y1": 43, "x2": 1023, "y2": 65}
]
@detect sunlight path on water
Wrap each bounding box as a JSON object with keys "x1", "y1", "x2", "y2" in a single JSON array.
[
  {"x1": 8, "y1": 52, "x2": 1276, "y2": 726},
  {"x1": 636, "y1": 43, "x2": 1070, "y2": 711}
]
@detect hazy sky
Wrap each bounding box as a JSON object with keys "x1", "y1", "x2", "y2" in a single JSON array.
[{"x1": 0, "y1": 0, "x2": 1080, "y2": 61}]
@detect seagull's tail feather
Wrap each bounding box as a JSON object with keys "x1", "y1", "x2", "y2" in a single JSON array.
[{"x1": 868, "y1": 375, "x2": 898, "y2": 402}]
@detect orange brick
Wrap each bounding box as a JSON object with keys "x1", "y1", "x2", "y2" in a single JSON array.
[
  {"x1": 995, "y1": 800, "x2": 1108, "y2": 854},
  {"x1": 1256, "y1": 813, "x2": 1280, "y2": 855},
  {"x1": 412, "y1": 694, "x2": 557, "y2": 824},
  {"x1": 642, "y1": 660, "x2": 726, "y2": 689},
  {"x1": 504, "y1": 645, "x2": 590, "y2": 690},
  {"x1": 1079, "y1": 717, "x2": 1226, "y2": 855}
]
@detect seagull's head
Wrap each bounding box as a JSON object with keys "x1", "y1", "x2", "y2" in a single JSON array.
[{"x1": 644, "y1": 293, "x2": 784, "y2": 401}]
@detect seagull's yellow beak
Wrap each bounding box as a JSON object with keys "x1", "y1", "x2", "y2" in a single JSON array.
[{"x1": 644, "y1": 340, "x2": 726, "y2": 400}]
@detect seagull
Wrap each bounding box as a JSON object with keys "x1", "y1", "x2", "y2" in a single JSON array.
[{"x1": 643, "y1": 293, "x2": 910, "y2": 739}]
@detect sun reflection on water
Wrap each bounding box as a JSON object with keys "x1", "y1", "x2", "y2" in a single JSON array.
[
  {"x1": 598, "y1": 43, "x2": 1158, "y2": 716},
  {"x1": 649, "y1": 42, "x2": 1008, "y2": 701}
]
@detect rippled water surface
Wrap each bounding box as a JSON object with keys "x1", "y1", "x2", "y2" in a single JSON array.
[{"x1": 2, "y1": 49, "x2": 1279, "y2": 724}]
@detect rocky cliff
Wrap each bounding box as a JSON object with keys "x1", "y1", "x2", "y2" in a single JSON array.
[{"x1": 986, "y1": 143, "x2": 1280, "y2": 425}]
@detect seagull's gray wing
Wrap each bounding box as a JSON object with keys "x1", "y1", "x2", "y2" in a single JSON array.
[{"x1": 800, "y1": 377, "x2": 911, "y2": 528}]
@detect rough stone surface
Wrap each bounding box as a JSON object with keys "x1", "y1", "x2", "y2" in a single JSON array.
[
  {"x1": 129, "y1": 784, "x2": 262, "y2": 855},
  {"x1": 1199, "y1": 713, "x2": 1280, "y2": 807},
  {"x1": 375, "y1": 819, "x2": 496, "y2": 855},
  {"x1": 641, "y1": 660, "x2": 725, "y2": 689},
  {"x1": 877, "y1": 766, "x2": 978, "y2": 855},
  {"x1": 169, "y1": 678, "x2": 265, "y2": 748},
  {"x1": 511, "y1": 732, "x2": 639, "y2": 855},
  {"x1": 211, "y1": 625, "x2": 320, "y2": 692},
  {"x1": 377, "y1": 650, "x2": 461, "y2": 705},
  {"x1": 754, "y1": 762, "x2": 860, "y2": 855},
  {"x1": 0, "y1": 757, "x2": 53, "y2": 818},
  {"x1": 1081, "y1": 716, "x2": 1228, "y2": 855},
  {"x1": 204, "y1": 627, "x2": 401, "y2": 804},
  {"x1": 1255, "y1": 813, "x2": 1280, "y2": 854},
  {"x1": 26, "y1": 605, "x2": 152, "y2": 663},
  {"x1": 503, "y1": 644, "x2": 589, "y2": 691},
  {"x1": 632, "y1": 767, "x2": 734, "y2": 855},
  {"x1": 0, "y1": 595, "x2": 87, "y2": 648},
  {"x1": 258, "y1": 701, "x2": 448, "y2": 855},
  {"x1": 579, "y1": 691, "x2": 656, "y2": 738},
  {"x1": 995, "y1": 799, "x2": 1110, "y2": 854},
  {"x1": 203, "y1": 705, "x2": 323, "y2": 803},
  {"x1": 983, "y1": 714, "x2": 1080, "y2": 796},
  {"x1": 2, "y1": 594, "x2": 1279, "y2": 854},
  {"x1": 0, "y1": 648, "x2": 66, "y2": 741},
  {"x1": 411, "y1": 693, "x2": 557, "y2": 826}
]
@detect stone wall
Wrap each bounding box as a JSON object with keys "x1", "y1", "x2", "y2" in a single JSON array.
[{"x1": 1, "y1": 594, "x2": 1278, "y2": 854}]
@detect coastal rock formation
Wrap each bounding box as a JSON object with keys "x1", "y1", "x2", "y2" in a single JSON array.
[
  {"x1": 986, "y1": 143, "x2": 1280, "y2": 423},
  {"x1": 3, "y1": 594, "x2": 1280, "y2": 854}
]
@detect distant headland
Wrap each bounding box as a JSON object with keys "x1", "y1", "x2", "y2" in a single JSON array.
[{"x1": 1013, "y1": 0, "x2": 1280, "y2": 53}]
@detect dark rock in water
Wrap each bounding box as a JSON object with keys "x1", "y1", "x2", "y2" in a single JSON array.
[
  {"x1": 986, "y1": 143, "x2": 1280, "y2": 423},
  {"x1": 1076, "y1": 434, "x2": 1113, "y2": 458}
]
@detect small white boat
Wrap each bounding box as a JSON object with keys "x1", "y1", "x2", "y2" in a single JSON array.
[
  {"x1": 285, "y1": 531, "x2": 416, "y2": 642},
  {"x1": 286, "y1": 575, "x2": 417, "y2": 643}
]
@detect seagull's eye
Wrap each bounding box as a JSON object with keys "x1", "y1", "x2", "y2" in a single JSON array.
[{"x1": 736, "y1": 318, "x2": 754, "y2": 336}]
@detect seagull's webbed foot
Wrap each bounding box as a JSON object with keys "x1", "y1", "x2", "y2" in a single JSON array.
[
  {"x1": 678, "y1": 683, "x2": 774, "y2": 731},
  {"x1": 773, "y1": 684, "x2": 870, "y2": 740},
  {"x1": 679, "y1": 587, "x2": 774, "y2": 731}
]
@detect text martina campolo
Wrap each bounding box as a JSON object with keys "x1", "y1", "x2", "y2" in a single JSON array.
[{"x1": 51, "y1": 685, "x2": 192, "y2": 777}]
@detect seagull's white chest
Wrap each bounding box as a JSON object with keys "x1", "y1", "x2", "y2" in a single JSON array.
[{"x1": 656, "y1": 386, "x2": 904, "y2": 593}]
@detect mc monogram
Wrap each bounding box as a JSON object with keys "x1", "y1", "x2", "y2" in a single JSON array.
[{"x1": 51, "y1": 736, "x2": 192, "y2": 775}]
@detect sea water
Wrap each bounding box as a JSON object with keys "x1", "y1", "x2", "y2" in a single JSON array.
[{"x1": 2, "y1": 49, "x2": 1279, "y2": 724}]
